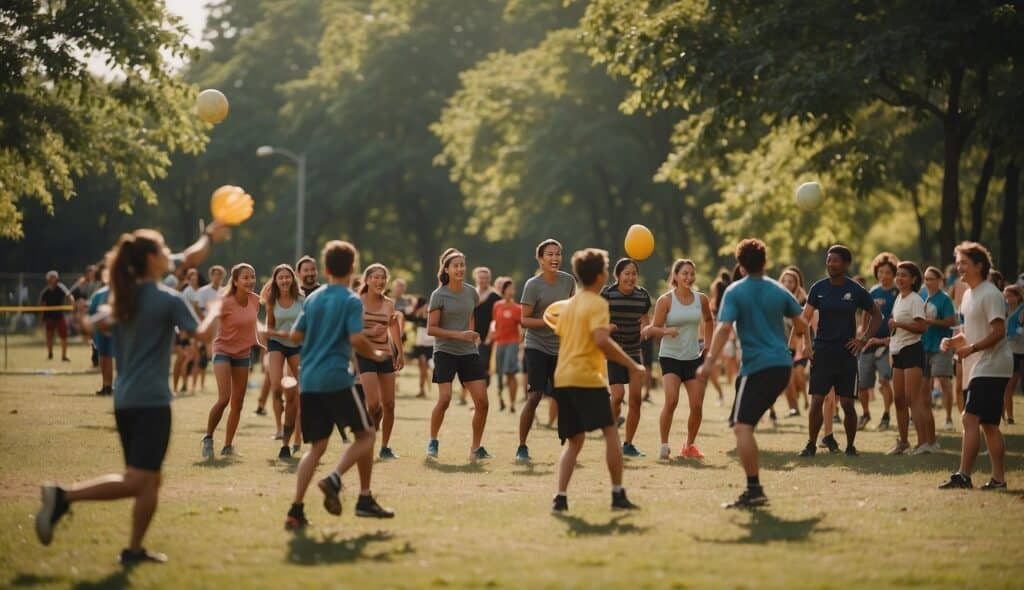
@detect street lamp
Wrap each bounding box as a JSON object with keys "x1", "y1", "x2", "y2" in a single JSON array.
[{"x1": 256, "y1": 145, "x2": 307, "y2": 262}]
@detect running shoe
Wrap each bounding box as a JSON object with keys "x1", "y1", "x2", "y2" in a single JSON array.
[
  {"x1": 943, "y1": 418, "x2": 955, "y2": 431},
  {"x1": 201, "y1": 436, "x2": 214, "y2": 459},
  {"x1": 798, "y1": 441, "x2": 816, "y2": 457},
  {"x1": 220, "y1": 445, "x2": 235, "y2": 457},
  {"x1": 929, "y1": 441, "x2": 942, "y2": 451},
  {"x1": 910, "y1": 444, "x2": 932, "y2": 456},
  {"x1": 786, "y1": 408, "x2": 800, "y2": 418},
  {"x1": 821, "y1": 434, "x2": 840, "y2": 454},
  {"x1": 1008, "y1": 417, "x2": 1016, "y2": 425},
  {"x1": 680, "y1": 444, "x2": 705, "y2": 459},
  {"x1": 285, "y1": 504, "x2": 308, "y2": 530},
  {"x1": 355, "y1": 494, "x2": 395, "y2": 518},
  {"x1": 857, "y1": 414, "x2": 871, "y2": 430},
  {"x1": 255, "y1": 407, "x2": 267, "y2": 416},
  {"x1": 723, "y1": 488, "x2": 768, "y2": 509},
  {"x1": 611, "y1": 489, "x2": 639, "y2": 510},
  {"x1": 938, "y1": 472, "x2": 973, "y2": 489},
  {"x1": 317, "y1": 473, "x2": 342, "y2": 515},
  {"x1": 845, "y1": 445, "x2": 859, "y2": 456},
  {"x1": 887, "y1": 440, "x2": 910, "y2": 455},
  {"x1": 426, "y1": 439, "x2": 439, "y2": 458},
  {"x1": 617, "y1": 415, "x2": 626, "y2": 428},
  {"x1": 118, "y1": 548, "x2": 168, "y2": 565},
  {"x1": 470, "y1": 446, "x2": 492, "y2": 460},
  {"x1": 515, "y1": 444, "x2": 530, "y2": 463},
  {"x1": 878, "y1": 414, "x2": 891, "y2": 431},
  {"x1": 659, "y1": 444, "x2": 671, "y2": 460},
  {"x1": 551, "y1": 494, "x2": 568, "y2": 513},
  {"x1": 273, "y1": 431, "x2": 284, "y2": 441},
  {"x1": 769, "y1": 409, "x2": 778, "y2": 427},
  {"x1": 980, "y1": 478, "x2": 1007, "y2": 491},
  {"x1": 499, "y1": 398, "x2": 506, "y2": 412},
  {"x1": 35, "y1": 485, "x2": 69, "y2": 546},
  {"x1": 622, "y1": 442, "x2": 645, "y2": 457},
  {"x1": 278, "y1": 446, "x2": 291, "y2": 460},
  {"x1": 378, "y1": 446, "x2": 398, "y2": 460}
]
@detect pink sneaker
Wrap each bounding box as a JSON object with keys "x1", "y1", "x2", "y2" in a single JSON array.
[{"x1": 680, "y1": 444, "x2": 705, "y2": 459}]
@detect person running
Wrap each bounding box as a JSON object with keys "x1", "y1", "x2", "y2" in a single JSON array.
[
  {"x1": 1002, "y1": 284, "x2": 1023, "y2": 425},
  {"x1": 356, "y1": 263, "x2": 404, "y2": 459},
  {"x1": 490, "y1": 277, "x2": 522, "y2": 413},
  {"x1": 794, "y1": 245, "x2": 881, "y2": 457},
  {"x1": 35, "y1": 229, "x2": 216, "y2": 564},
  {"x1": 296, "y1": 255, "x2": 321, "y2": 297},
  {"x1": 202, "y1": 263, "x2": 262, "y2": 458},
  {"x1": 938, "y1": 242, "x2": 1012, "y2": 490},
  {"x1": 426, "y1": 249, "x2": 491, "y2": 460},
  {"x1": 193, "y1": 265, "x2": 225, "y2": 392},
  {"x1": 261, "y1": 264, "x2": 304, "y2": 459},
  {"x1": 858, "y1": 252, "x2": 900, "y2": 430},
  {"x1": 87, "y1": 267, "x2": 113, "y2": 396},
  {"x1": 922, "y1": 266, "x2": 957, "y2": 431},
  {"x1": 473, "y1": 267, "x2": 503, "y2": 406},
  {"x1": 39, "y1": 270, "x2": 73, "y2": 362},
  {"x1": 888, "y1": 261, "x2": 930, "y2": 455},
  {"x1": 698, "y1": 239, "x2": 806, "y2": 509},
  {"x1": 410, "y1": 296, "x2": 434, "y2": 398},
  {"x1": 644, "y1": 259, "x2": 713, "y2": 460},
  {"x1": 550, "y1": 248, "x2": 640, "y2": 513},
  {"x1": 601, "y1": 258, "x2": 652, "y2": 457},
  {"x1": 517, "y1": 239, "x2": 576, "y2": 462},
  {"x1": 282, "y1": 240, "x2": 394, "y2": 529}
]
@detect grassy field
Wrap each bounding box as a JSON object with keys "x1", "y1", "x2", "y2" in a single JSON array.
[{"x1": 1, "y1": 337, "x2": 1022, "y2": 589}]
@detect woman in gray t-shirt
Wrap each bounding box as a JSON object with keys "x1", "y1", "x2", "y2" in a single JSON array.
[{"x1": 426, "y1": 249, "x2": 491, "y2": 461}]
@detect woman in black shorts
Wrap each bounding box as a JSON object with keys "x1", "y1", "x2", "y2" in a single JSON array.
[
  {"x1": 357, "y1": 263, "x2": 404, "y2": 459},
  {"x1": 888, "y1": 261, "x2": 929, "y2": 455}
]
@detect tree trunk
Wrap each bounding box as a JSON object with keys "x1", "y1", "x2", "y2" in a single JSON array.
[
  {"x1": 999, "y1": 162, "x2": 1020, "y2": 276},
  {"x1": 908, "y1": 185, "x2": 932, "y2": 263},
  {"x1": 939, "y1": 66, "x2": 965, "y2": 264},
  {"x1": 969, "y1": 143, "x2": 997, "y2": 241}
]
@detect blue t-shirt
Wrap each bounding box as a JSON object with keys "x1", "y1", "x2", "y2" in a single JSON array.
[
  {"x1": 88, "y1": 287, "x2": 112, "y2": 347},
  {"x1": 112, "y1": 282, "x2": 198, "y2": 409},
  {"x1": 1007, "y1": 304, "x2": 1023, "y2": 341},
  {"x1": 718, "y1": 276, "x2": 802, "y2": 376},
  {"x1": 921, "y1": 288, "x2": 955, "y2": 353},
  {"x1": 869, "y1": 285, "x2": 899, "y2": 341},
  {"x1": 806, "y1": 277, "x2": 874, "y2": 352},
  {"x1": 295, "y1": 284, "x2": 363, "y2": 393}
]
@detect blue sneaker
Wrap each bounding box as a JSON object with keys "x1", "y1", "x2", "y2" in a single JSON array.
[
  {"x1": 470, "y1": 446, "x2": 492, "y2": 460},
  {"x1": 515, "y1": 444, "x2": 531, "y2": 463},
  {"x1": 426, "y1": 439, "x2": 439, "y2": 458},
  {"x1": 622, "y1": 442, "x2": 646, "y2": 457},
  {"x1": 379, "y1": 446, "x2": 398, "y2": 460}
]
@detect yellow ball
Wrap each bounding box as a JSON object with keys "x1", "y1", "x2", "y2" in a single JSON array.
[
  {"x1": 210, "y1": 185, "x2": 254, "y2": 226},
  {"x1": 196, "y1": 89, "x2": 229, "y2": 124},
  {"x1": 543, "y1": 299, "x2": 568, "y2": 330},
  {"x1": 795, "y1": 181, "x2": 824, "y2": 210},
  {"x1": 624, "y1": 224, "x2": 655, "y2": 260}
]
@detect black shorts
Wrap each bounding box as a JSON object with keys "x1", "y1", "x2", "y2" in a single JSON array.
[
  {"x1": 115, "y1": 406, "x2": 171, "y2": 472},
  {"x1": 892, "y1": 341, "x2": 926, "y2": 370},
  {"x1": 356, "y1": 354, "x2": 395, "y2": 375},
  {"x1": 1013, "y1": 354, "x2": 1024, "y2": 374},
  {"x1": 964, "y1": 377, "x2": 1009, "y2": 426},
  {"x1": 300, "y1": 388, "x2": 371, "y2": 442},
  {"x1": 267, "y1": 340, "x2": 301, "y2": 357},
  {"x1": 478, "y1": 343, "x2": 493, "y2": 371},
  {"x1": 524, "y1": 348, "x2": 557, "y2": 395},
  {"x1": 607, "y1": 356, "x2": 641, "y2": 386},
  {"x1": 730, "y1": 366, "x2": 792, "y2": 427},
  {"x1": 659, "y1": 356, "x2": 702, "y2": 382},
  {"x1": 432, "y1": 351, "x2": 486, "y2": 384},
  {"x1": 175, "y1": 334, "x2": 191, "y2": 347},
  {"x1": 412, "y1": 345, "x2": 433, "y2": 360},
  {"x1": 552, "y1": 387, "x2": 613, "y2": 443},
  {"x1": 641, "y1": 338, "x2": 654, "y2": 368},
  {"x1": 808, "y1": 349, "x2": 859, "y2": 398}
]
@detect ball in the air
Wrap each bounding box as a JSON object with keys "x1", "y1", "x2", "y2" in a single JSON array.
[
  {"x1": 795, "y1": 181, "x2": 824, "y2": 210},
  {"x1": 624, "y1": 224, "x2": 655, "y2": 260},
  {"x1": 196, "y1": 89, "x2": 229, "y2": 124}
]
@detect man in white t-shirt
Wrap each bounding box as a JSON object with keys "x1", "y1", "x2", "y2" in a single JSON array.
[
  {"x1": 195, "y1": 266, "x2": 226, "y2": 318},
  {"x1": 939, "y1": 242, "x2": 1012, "y2": 490}
]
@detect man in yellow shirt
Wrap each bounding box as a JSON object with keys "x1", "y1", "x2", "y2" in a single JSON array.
[{"x1": 551, "y1": 248, "x2": 644, "y2": 513}]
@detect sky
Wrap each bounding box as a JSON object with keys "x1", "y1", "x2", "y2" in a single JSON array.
[{"x1": 86, "y1": 1, "x2": 210, "y2": 76}]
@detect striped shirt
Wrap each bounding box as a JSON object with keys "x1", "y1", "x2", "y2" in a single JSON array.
[
  {"x1": 600, "y1": 284, "x2": 651, "y2": 361},
  {"x1": 362, "y1": 305, "x2": 393, "y2": 359}
]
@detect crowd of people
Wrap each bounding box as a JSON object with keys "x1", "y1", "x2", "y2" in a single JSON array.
[{"x1": 29, "y1": 223, "x2": 1023, "y2": 565}]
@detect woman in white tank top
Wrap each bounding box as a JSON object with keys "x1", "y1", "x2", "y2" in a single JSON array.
[{"x1": 643, "y1": 259, "x2": 715, "y2": 460}]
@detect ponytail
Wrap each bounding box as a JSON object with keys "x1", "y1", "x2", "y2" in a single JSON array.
[
  {"x1": 108, "y1": 229, "x2": 163, "y2": 322},
  {"x1": 360, "y1": 263, "x2": 390, "y2": 295},
  {"x1": 438, "y1": 249, "x2": 463, "y2": 286}
]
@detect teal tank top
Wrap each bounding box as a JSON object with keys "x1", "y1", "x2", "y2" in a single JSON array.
[{"x1": 270, "y1": 298, "x2": 303, "y2": 347}]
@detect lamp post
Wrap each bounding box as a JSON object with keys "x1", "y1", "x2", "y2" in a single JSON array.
[{"x1": 256, "y1": 145, "x2": 307, "y2": 262}]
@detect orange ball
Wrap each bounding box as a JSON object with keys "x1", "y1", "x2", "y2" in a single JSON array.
[{"x1": 624, "y1": 224, "x2": 655, "y2": 260}]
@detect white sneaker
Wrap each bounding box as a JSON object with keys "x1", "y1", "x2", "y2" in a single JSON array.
[
  {"x1": 943, "y1": 419, "x2": 955, "y2": 431},
  {"x1": 930, "y1": 441, "x2": 942, "y2": 452},
  {"x1": 659, "y1": 444, "x2": 671, "y2": 460},
  {"x1": 911, "y1": 444, "x2": 931, "y2": 456}
]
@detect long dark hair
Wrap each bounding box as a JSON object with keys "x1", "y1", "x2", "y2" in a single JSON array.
[
  {"x1": 897, "y1": 261, "x2": 923, "y2": 293},
  {"x1": 360, "y1": 263, "x2": 390, "y2": 295},
  {"x1": 261, "y1": 264, "x2": 299, "y2": 308},
  {"x1": 108, "y1": 229, "x2": 164, "y2": 322},
  {"x1": 225, "y1": 263, "x2": 256, "y2": 298},
  {"x1": 437, "y1": 249, "x2": 463, "y2": 286}
]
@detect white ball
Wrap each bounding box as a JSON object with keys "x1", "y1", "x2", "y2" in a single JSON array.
[
  {"x1": 196, "y1": 89, "x2": 229, "y2": 124},
  {"x1": 795, "y1": 181, "x2": 824, "y2": 210}
]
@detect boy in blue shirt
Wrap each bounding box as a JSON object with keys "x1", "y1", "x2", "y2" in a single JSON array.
[
  {"x1": 699, "y1": 239, "x2": 807, "y2": 509},
  {"x1": 858, "y1": 252, "x2": 900, "y2": 429},
  {"x1": 273, "y1": 241, "x2": 394, "y2": 529}
]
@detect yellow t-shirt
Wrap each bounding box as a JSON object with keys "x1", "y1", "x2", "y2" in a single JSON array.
[{"x1": 554, "y1": 290, "x2": 610, "y2": 388}]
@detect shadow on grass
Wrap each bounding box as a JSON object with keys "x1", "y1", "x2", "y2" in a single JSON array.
[
  {"x1": 286, "y1": 530, "x2": 413, "y2": 565},
  {"x1": 192, "y1": 457, "x2": 235, "y2": 469},
  {"x1": 10, "y1": 573, "x2": 61, "y2": 587},
  {"x1": 394, "y1": 415, "x2": 428, "y2": 422},
  {"x1": 77, "y1": 424, "x2": 117, "y2": 433},
  {"x1": 71, "y1": 569, "x2": 130, "y2": 590},
  {"x1": 267, "y1": 458, "x2": 299, "y2": 474},
  {"x1": 553, "y1": 513, "x2": 648, "y2": 537},
  {"x1": 421, "y1": 459, "x2": 486, "y2": 474},
  {"x1": 512, "y1": 463, "x2": 553, "y2": 477},
  {"x1": 664, "y1": 458, "x2": 727, "y2": 470},
  {"x1": 697, "y1": 510, "x2": 832, "y2": 545}
]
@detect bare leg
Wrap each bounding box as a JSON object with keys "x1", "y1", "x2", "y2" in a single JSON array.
[
  {"x1": 466, "y1": 379, "x2": 489, "y2": 450},
  {"x1": 840, "y1": 397, "x2": 858, "y2": 447},
  {"x1": 430, "y1": 383, "x2": 452, "y2": 439},
  {"x1": 547, "y1": 396, "x2": 558, "y2": 426},
  {"x1": 892, "y1": 368, "x2": 910, "y2": 445},
  {"x1": 518, "y1": 392, "x2": 543, "y2": 445},
  {"x1": 507, "y1": 374, "x2": 518, "y2": 411},
  {"x1": 959, "y1": 413, "x2": 982, "y2": 475},
  {"x1": 609, "y1": 384, "x2": 625, "y2": 428},
  {"x1": 940, "y1": 376, "x2": 953, "y2": 423},
  {"x1": 600, "y1": 425, "x2": 624, "y2": 486},
  {"x1": 557, "y1": 434, "x2": 585, "y2": 493},
  {"x1": 733, "y1": 423, "x2": 759, "y2": 478},
  {"x1": 224, "y1": 365, "x2": 249, "y2": 447},
  {"x1": 823, "y1": 391, "x2": 836, "y2": 437},
  {"x1": 206, "y1": 362, "x2": 232, "y2": 436},
  {"x1": 294, "y1": 439, "x2": 327, "y2": 504},
  {"x1": 684, "y1": 378, "x2": 705, "y2": 447},
  {"x1": 880, "y1": 378, "x2": 894, "y2": 416},
  {"x1": 379, "y1": 372, "x2": 397, "y2": 447},
  {"x1": 980, "y1": 424, "x2": 1006, "y2": 482},
  {"x1": 659, "y1": 374, "x2": 682, "y2": 444},
  {"x1": 351, "y1": 429, "x2": 375, "y2": 493},
  {"x1": 100, "y1": 356, "x2": 113, "y2": 388},
  {"x1": 807, "y1": 395, "x2": 825, "y2": 445},
  {"x1": 128, "y1": 473, "x2": 160, "y2": 552},
  {"x1": 624, "y1": 371, "x2": 644, "y2": 445}
]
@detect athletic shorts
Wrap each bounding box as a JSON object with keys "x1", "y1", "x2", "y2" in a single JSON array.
[
  {"x1": 892, "y1": 342, "x2": 926, "y2": 371},
  {"x1": 659, "y1": 356, "x2": 701, "y2": 382},
  {"x1": 641, "y1": 338, "x2": 654, "y2": 368},
  {"x1": 1014, "y1": 354, "x2": 1024, "y2": 374},
  {"x1": 412, "y1": 345, "x2": 433, "y2": 360},
  {"x1": 267, "y1": 340, "x2": 301, "y2": 357},
  {"x1": 552, "y1": 387, "x2": 613, "y2": 443},
  {"x1": 924, "y1": 350, "x2": 954, "y2": 378},
  {"x1": 115, "y1": 406, "x2": 171, "y2": 472},
  {"x1": 93, "y1": 334, "x2": 114, "y2": 358},
  {"x1": 858, "y1": 347, "x2": 892, "y2": 388},
  {"x1": 730, "y1": 366, "x2": 792, "y2": 427},
  {"x1": 432, "y1": 351, "x2": 486, "y2": 384},
  {"x1": 44, "y1": 316, "x2": 68, "y2": 338},
  {"x1": 964, "y1": 377, "x2": 1010, "y2": 426},
  {"x1": 607, "y1": 355, "x2": 641, "y2": 385},
  {"x1": 495, "y1": 343, "x2": 520, "y2": 375},
  {"x1": 524, "y1": 348, "x2": 557, "y2": 395},
  {"x1": 301, "y1": 388, "x2": 371, "y2": 442},
  {"x1": 212, "y1": 353, "x2": 251, "y2": 368},
  {"x1": 357, "y1": 354, "x2": 395, "y2": 375},
  {"x1": 809, "y1": 349, "x2": 858, "y2": 398}
]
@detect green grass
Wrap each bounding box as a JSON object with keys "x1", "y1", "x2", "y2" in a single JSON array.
[{"x1": 1, "y1": 338, "x2": 1022, "y2": 589}]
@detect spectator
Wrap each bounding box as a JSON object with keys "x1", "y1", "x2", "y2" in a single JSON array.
[{"x1": 39, "y1": 271, "x2": 74, "y2": 361}]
